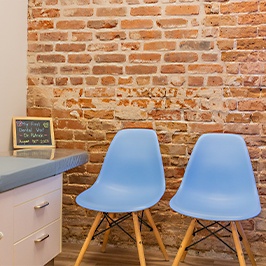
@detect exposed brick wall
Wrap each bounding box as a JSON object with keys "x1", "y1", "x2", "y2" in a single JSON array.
[{"x1": 27, "y1": 0, "x2": 266, "y2": 261}]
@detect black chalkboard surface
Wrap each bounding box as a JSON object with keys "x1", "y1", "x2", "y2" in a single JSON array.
[{"x1": 13, "y1": 117, "x2": 55, "y2": 149}]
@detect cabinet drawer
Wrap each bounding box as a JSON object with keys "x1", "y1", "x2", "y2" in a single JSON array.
[
  {"x1": 14, "y1": 219, "x2": 61, "y2": 266},
  {"x1": 14, "y1": 174, "x2": 62, "y2": 205},
  {"x1": 14, "y1": 189, "x2": 61, "y2": 242}
]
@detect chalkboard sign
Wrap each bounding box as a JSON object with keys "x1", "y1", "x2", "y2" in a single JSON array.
[{"x1": 13, "y1": 117, "x2": 55, "y2": 149}]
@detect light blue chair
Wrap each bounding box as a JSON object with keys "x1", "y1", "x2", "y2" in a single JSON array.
[
  {"x1": 74, "y1": 129, "x2": 168, "y2": 266},
  {"x1": 170, "y1": 133, "x2": 261, "y2": 266}
]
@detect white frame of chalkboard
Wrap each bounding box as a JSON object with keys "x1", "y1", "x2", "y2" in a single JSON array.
[{"x1": 12, "y1": 117, "x2": 55, "y2": 149}]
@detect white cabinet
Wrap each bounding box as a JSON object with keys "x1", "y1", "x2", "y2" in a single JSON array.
[
  {"x1": 0, "y1": 174, "x2": 62, "y2": 266},
  {"x1": 0, "y1": 189, "x2": 13, "y2": 265}
]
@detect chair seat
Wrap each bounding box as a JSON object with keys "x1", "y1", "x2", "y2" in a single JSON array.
[
  {"x1": 77, "y1": 183, "x2": 161, "y2": 213},
  {"x1": 170, "y1": 191, "x2": 261, "y2": 221}
]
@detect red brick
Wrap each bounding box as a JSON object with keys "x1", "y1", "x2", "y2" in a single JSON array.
[
  {"x1": 126, "y1": 65, "x2": 157, "y2": 74},
  {"x1": 165, "y1": 29, "x2": 198, "y2": 39},
  {"x1": 94, "y1": 54, "x2": 126, "y2": 63},
  {"x1": 28, "y1": 32, "x2": 38, "y2": 41},
  {"x1": 129, "y1": 53, "x2": 161, "y2": 63},
  {"x1": 121, "y1": 42, "x2": 141, "y2": 51},
  {"x1": 188, "y1": 64, "x2": 223, "y2": 73},
  {"x1": 57, "y1": 119, "x2": 86, "y2": 130},
  {"x1": 238, "y1": 14, "x2": 266, "y2": 25},
  {"x1": 87, "y1": 43, "x2": 118, "y2": 52},
  {"x1": 240, "y1": 62, "x2": 265, "y2": 74},
  {"x1": 31, "y1": 8, "x2": 60, "y2": 18},
  {"x1": 239, "y1": 100, "x2": 265, "y2": 111},
  {"x1": 136, "y1": 76, "x2": 150, "y2": 85},
  {"x1": 101, "y1": 76, "x2": 116, "y2": 86},
  {"x1": 28, "y1": 20, "x2": 54, "y2": 30},
  {"x1": 152, "y1": 76, "x2": 168, "y2": 85},
  {"x1": 222, "y1": 51, "x2": 259, "y2": 63},
  {"x1": 45, "y1": 0, "x2": 58, "y2": 4},
  {"x1": 217, "y1": 40, "x2": 234, "y2": 50},
  {"x1": 221, "y1": 1, "x2": 258, "y2": 14},
  {"x1": 223, "y1": 87, "x2": 260, "y2": 98},
  {"x1": 156, "y1": 18, "x2": 187, "y2": 28},
  {"x1": 225, "y1": 113, "x2": 252, "y2": 123},
  {"x1": 148, "y1": 110, "x2": 182, "y2": 120},
  {"x1": 129, "y1": 30, "x2": 162, "y2": 40},
  {"x1": 204, "y1": 15, "x2": 236, "y2": 26},
  {"x1": 85, "y1": 77, "x2": 99, "y2": 85},
  {"x1": 70, "y1": 77, "x2": 83, "y2": 85},
  {"x1": 189, "y1": 123, "x2": 223, "y2": 133},
  {"x1": 121, "y1": 19, "x2": 153, "y2": 29},
  {"x1": 165, "y1": 5, "x2": 199, "y2": 15},
  {"x1": 92, "y1": 65, "x2": 123, "y2": 75},
  {"x1": 118, "y1": 77, "x2": 133, "y2": 85},
  {"x1": 68, "y1": 54, "x2": 92, "y2": 64},
  {"x1": 37, "y1": 54, "x2": 66, "y2": 63},
  {"x1": 40, "y1": 32, "x2": 68, "y2": 41},
  {"x1": 144, "y1": 41, "x2": 176, "y2": 51},
  {"x1": 96, "y1": 7, "x2": 126, "y2": 17},
  {"x1": 84, "y1": 110, "x2": 114, "y2": 119},
  {"x1": 60, "y1": 66, "x2": 90, "y2": 74},
  {"x1": 130, "y1": 6, "x2": 161, "y2": 16},
  {"x1": 56, "y1": 43, "x2": 86, "y2": 52},
  {"x1": 180, "y1": 41, "x2": 214, "y2": 50},
  {"x1": 224, "y1": 124, "x2": 260, "y2": 135},
  {"x1": 72, "y1": 32, "x2": 93, "y2": 41},
  {"x1": 202, "y1": 53, "x2": 218, "y2": 62},
  {"x1": 79, "y1": 98, "x2": 95, "y2": 108},
  {"x1": 220, "y1": 27, "x2": 257, "y2": 38},
  {"x1": 207, "y1": 76, "x2": 223, "y2": 86},
  {"x1": 95, "y1": 31, "x2": 126, "y2": 41},
  {"x1": 237, "y1": 39, "x2": 266, "y2": 50},
  {"x1": 63, "y1": 8, "x2": 93, "y2": 17},
  {"x1": 188, "y1": 76, "x2": 204, "y2": 86},
  {"x1": 29, "y1": 66, "x2": 57, "y2": 75},
  {"x1": 56, "y1": 20, "x2": 86, "y2": 29},
  {"x1": 28, "y1": 44, "x2": 53, "y2": 52},
  {"x1": 87, "y1": 20, "x2": 118, "y2": 29},
  {"x1": 161, "y1": 64, "x2": 185, "y2": 74},
  {"x1": 56, "y1": 77, "x2": 68, "y2": 86},
  {"x1": 164, "y1": 52, "x2": 198, "y2": 62}
]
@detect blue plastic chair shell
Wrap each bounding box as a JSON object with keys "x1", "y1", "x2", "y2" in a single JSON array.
[
  {"x1": 74, "y1": 129, "x2": 168, "y2": 266},
  {"x1": 170, "y1": 133, "x2": 261, "y2": 221},
  {"x1": 77, "y1": 128, "x2": 166, "y2": 213}
]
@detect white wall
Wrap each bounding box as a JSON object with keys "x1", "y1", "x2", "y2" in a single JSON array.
[{"x1": 0, "y1": 0, "x2": 27, "y2": 151}]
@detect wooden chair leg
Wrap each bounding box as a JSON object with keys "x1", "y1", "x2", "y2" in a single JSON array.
[
  {"x1": 172, "y1": 218, "x2": 197, "y2": 266},
  {"x1": 132, "y1": 212, "x2": 146, "y2": 266},
  {"x1": 144, "y1": 209, "x2": 169, "y2": 261},
  {"x1": 101, "y1": 213, "x2": 115, "y2": 252},
  {"x1": 231, "y1": 222, "x2": 247, "y2": 266},
  {"x1": 74, "y1": 212, "x2": 103, "y2": 266},
  {"x1": 236, "y1": 221, "x2": 257, "y2": 266},
  {"x1": 180, "y1": 228, "x2": 194, "y2": 262}
]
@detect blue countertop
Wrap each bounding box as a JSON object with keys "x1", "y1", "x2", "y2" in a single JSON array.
[{"x1": 0, "y1": 148, "x2": 88, "y2": 193}]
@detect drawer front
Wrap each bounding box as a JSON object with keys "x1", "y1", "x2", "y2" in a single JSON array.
[
  {"x1": 14, "y1": 174, "x2": 62, "y2": 205},
  {"x1": 14, "y1": 188, "x2": 61, "y2": 242},
  {"x1": 14, "y1": 219, "x2": 61, "y2": 266}
]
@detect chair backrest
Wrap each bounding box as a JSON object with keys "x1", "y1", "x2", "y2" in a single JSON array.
[
  {"x1": 96, "y1": 128, "x2": 165, "y2": 197},
  {"x1": 177, "y1": 133, "x2": 261, "y2": 218}
]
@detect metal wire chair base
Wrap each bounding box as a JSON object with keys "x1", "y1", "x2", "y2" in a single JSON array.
[{"x1": 92, "y1": 211, "x2": 153, "y2": 243}]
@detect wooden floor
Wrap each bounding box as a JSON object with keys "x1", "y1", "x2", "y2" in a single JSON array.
[{"x1": 54, "y1": 242, "x2": 265, "y2": 266}]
